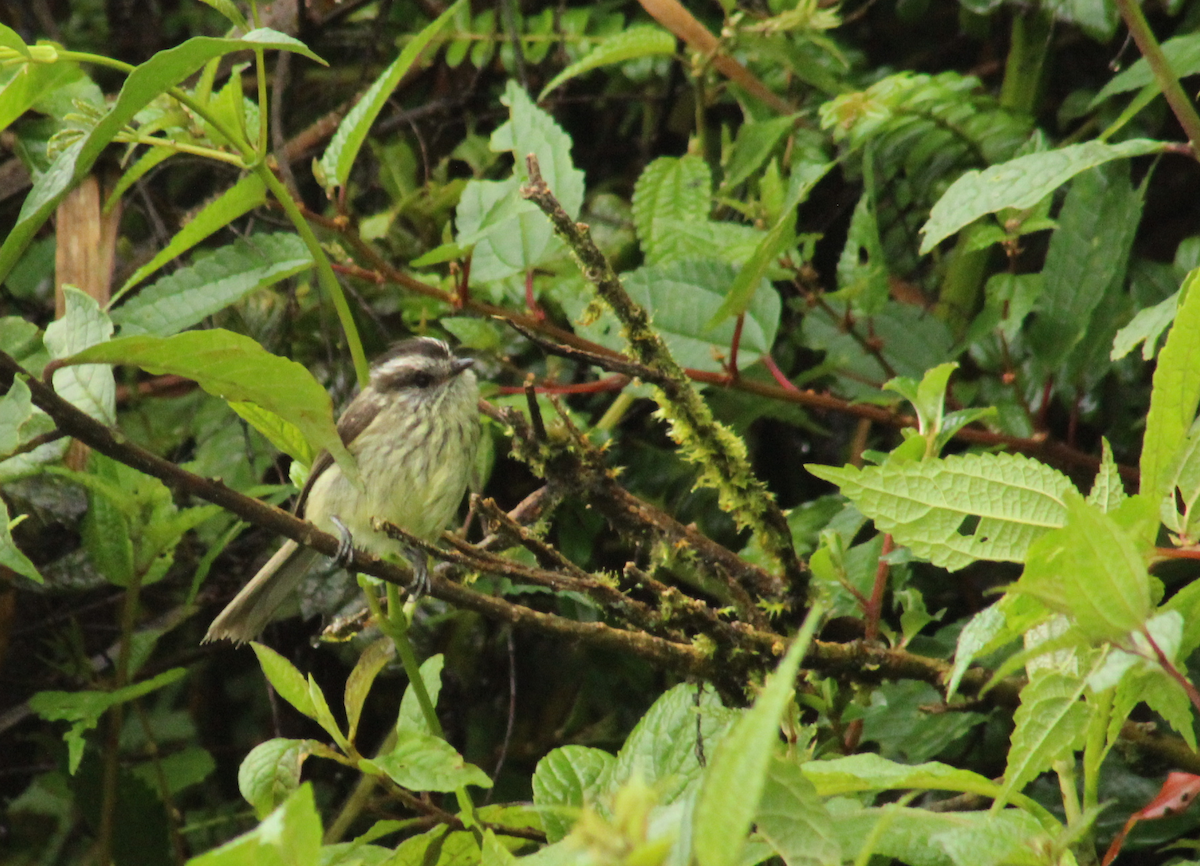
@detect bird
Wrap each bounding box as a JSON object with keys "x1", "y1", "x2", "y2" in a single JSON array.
[{"x1": 205, "y1": 337, "x2": 481, "y2": 643}]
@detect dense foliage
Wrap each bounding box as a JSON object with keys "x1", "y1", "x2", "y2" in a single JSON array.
[{"x1": 6, "y1": 0, "x2": 1200, "y2": 864}]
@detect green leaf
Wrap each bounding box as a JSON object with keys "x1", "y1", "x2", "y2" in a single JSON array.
[
  {"x1": 80, "y1": 453, "x2": 136, "y2": 586},
  {"x1": 1088, "y1": 438, "x2": 1126, "y2": 514},
  {"x1": 756, "y1": 756, "x2": 841, "y2": 866},
  {"x1": 1111, "y1": 287, "x2": 1178, "y2": 361},
  {"x1": 1030, "y1": 162, "x2": 1142, "y2": 371},
  {"x1": 189, "y1": 782, "x2": 322, "y2": 866},
  {"x1": 947, "y1": 595, "x2": 1046, "y2": 698},
  {"x1": 112, "y1": 233, "x2": 312, "y2": 337},
  {"x1": 539, "y1": 25, "x2": 676, "y2": 99},
  {"x1": 112, "y1": 174, "x2": 268, "y2": 301},
  {"x1": 606, "y1": 683, "x2": 739, "y2": 806},
  {"x1": 345, "y1": 638, "x2": 394, "y2": 745},
  {"x1": 1013, "y1": 493, "x2": 1153, "y2": 643},
  {"x1": 807, "y1": 452, "x2": 1074, "y2": 570},
  {"x1": 706, "y1": 214, "x2": 795, "y2": 330},
  {"x1": 693, "y1": 610, "x2": 820, "y2": 866},
  {"x1": 804, "y1": 753, "x2": 1004, "y2": 800},
  {"x1": 632, "y1": 155, "x2": 712, "y2": 264},
  {"x1": 532, "y1": 746, "x2": 614, "y2": 842},
  {"x1": 251, "y1": 643, "x2": 317, "y2": 720},
  {"x1": 238, "y1": 738, "x2": 310, "y2": 819},
  {"x1": 1141, "y1": 267, "x2": 1200, "y2": 498},
  {"x1": 396, "y1": 654, "x2": 444, "y2": 735},
  {"x1": 364, "y1": 729, "x2": 492, "y2": 792},
  {"x1": 65, "y1": 330, "x2": 357, "y2": 486},
  {"x1": 28, "y1": 667, "x2": 186, "y2": 774},
  {"x1": 0, "y1": 58, "x2": 82, "y2": 133},
  {"x1": 0, "y1": 29, "x2": 325, "y2": 284},
  {"x1": 834, "y1": 188, "x2": 889, "y2": 314},
  {"x1": 1092, "y1": 31, "x2": 1200, "y2": 105},
  {"x1": 228, "y1": 401, "x2": 314, "y2": 467},
  {"x1": 317, "y1": 0, "x2": 465, "y2": 193},
  {"x1": 195, "y1": 0, "x2": 248, "y2": 28},
  {"x1": 44, "y1": 287, "x2": 115, "y2": 424},
  {"x1": 456, "y1": 81, "x2": 585, "y2": 283},
  {"x1": 721, "y1": 116, "x2": 800, "y2": 191},
  {"x1": 0, "y1": 375, "x2": 53, "y2": 458},
  {"x1": 574, "y1": 259, "x2": 781, "y2": 372},
  {"x1": 1, "y1": 498, "x2": 42, "y2": 584},
  {"x1": 919, "y1": 139, "x2": 1165, "y2": 253},
  {"x1": 0, "y1": 22, "x2": 30, "y2": 56},
  {"x1": 995, "y1": 672, "x2": 1090, "y2": 810}
]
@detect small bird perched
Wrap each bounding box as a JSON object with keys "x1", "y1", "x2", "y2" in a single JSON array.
[{"x1": 205, "y1": 337, "x2": 481, "y2": 643}]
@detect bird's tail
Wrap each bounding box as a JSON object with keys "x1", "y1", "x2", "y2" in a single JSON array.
[{"x1": 204, "y1": 541, "x2": 323, "y2": 644}]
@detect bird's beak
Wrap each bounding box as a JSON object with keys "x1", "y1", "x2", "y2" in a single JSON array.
[{"x1": 451, "y1": 357, "x2": 475, "y2": 375}]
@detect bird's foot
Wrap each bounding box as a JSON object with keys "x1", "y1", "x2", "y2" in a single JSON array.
[
  {"x1": 404, "y1": 548, "x2": 430, "y2": 600},
  {"x1": 329, "y1": 515, "x2": 355, "y2": 567}
]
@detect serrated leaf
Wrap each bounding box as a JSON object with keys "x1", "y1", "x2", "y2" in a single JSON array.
[
  {"x1": 756, "y1": 756, "x2": 841, "y2": 866},
  {"x1": 112, "y1": 233, "x2": 312, "y2": 337},
  {"x1": 532, "y1": 746, "x2": 615, "y2": 842},
  {"x1": 834, "y1": 188, "x2": 889, "y2": 313},
  {"x1": 693, "y1": 618, "x2": 817, "y2": 866},
  {"x1": 706, "y1": 214, "x2": 794, "y2": 330},
  {"x1": 345, "y1": 638, "x2": 394, "y2": 744},
  {"x1": 238, "y1": 738, "x2": 310, "y2": 819},
  {"x1": 365, "y1": 729, "x2": 492, "y2": 792},
  {"x1": 251, "y1": 643, "x2": 317, "y2": 720},
  {"x1": 396, "y1": 654, "x2": 444, "y2": 735},
  {"x1": 1030, "y1": 162, "x2": 1142, "y2": 371},
  {"x1": 65, "y1": 329, "x2": 356, "y2": 485},
  {"x1": 632, "y1": 155, "x2": 711, "y2": 263},
  {"x1": 44, "y1": 287, "x2": 115, "y2": 425},
  {"x1": 948, "y1": 594, "x2": 1050, "y2": 699},
  {"x1": 1014, "y1": 493, "x2": 1152, "y2": 642},
  {"x1": 317, "y1": 0, "x2": 464, "y2": 193},
  {"x1": 574, "y1": 259, "x2": 780, "y2": 372},
  {"x1": 0, "y1": 29, "x2": 325, "y2": 284},
  {"x1": 995, "y1": 672, "x2": 1090, "y2": 810},
  {"x1": 1111, "y1": 287, "x2": 1178, "y2": 361},
  {"x1": 1141, "y1": 267, "x2": 1200, "y2": 499},
  {"x1": 722, "y1": 116, "x2": 800, "y2": 191},
  {"x1": 1088, "y1": 438, "x2": 1126, "y2": 514},
  {"x1": 113, "y1": 174, "x2": 268, "y2": 301},
  {"x1": 806, "y1": 452, "x2": 1074, "y2": 570},
  {"x1": 919, "y1": 139, "x2": 1165, "y2": 253},
  {"x1": 540, "y1": 25, "x2": 676, "y2": 99}
]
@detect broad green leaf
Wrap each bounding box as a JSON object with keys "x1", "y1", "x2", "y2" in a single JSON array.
[
  {"x1": 80, "y1": 453, "x2": 136, "y2": 586},
  {"x1": 804, "y1": 753, "x2": 1005, "y2": 801},
  {"x1": 707, "y1": 205, "x2": 799, "y2": 329},
  {"x1": 481, "y1": 829, "x2": 520, "y2": 866},
  {"x1": 0, "y1": 375, "x2": 53, "y2": 458},
  {"x1": 396, "y1": 653, "x2": 444, "y2": 735},
  {"x1": 0, "y1": 22, "x2": 30, "y2": 56},
  {"x1": 238, "y1": 738, "x2": 310, "y2": 819},
  {"x1": 1030, "y1": 162, "x2": 1142, "y2": 371},
  {"x1": 646, "y1": 219, "x2": 765, "y2": 267},
  {"x1": 112, "y1": 232, "x2": 312, "y2": 336},
  {"x1": 1111, "y1": 287, "x2": 1178, "y2": 361},
  {"x1": 196, "y1": 0, "x2": 248, "y2": 28},
  {"x1": 807, "y1": 452, "x2": 1074, "y2": 570},
  {"x1": 632, "y1": 155, "x2": 711, "y2": 264},
  {"x1": 1092, "y1": 32, "x2": 1200, "y2": 105},
  {"x1": 931, "y1": 811, "x2": 1048, "y2": 866},
  {"x1": 1141, "y1": 267, "x2": 1200, "y2": 498},
  {"x1": 251, "y1": 642, "x2": 317, "y2": 720},
  {"x1": 317, "y1": 0, "x2": 465, "y2": 193},
  {"x1": 44, "y1": 287, "x2": 115, "y2": 424},
  {"x1": 834, "y1": 188, "x2": 889, "y2": 313},
  {"x1": 345, "y1": 638, "x2": 394, "y2": 744},
  {"x1": 885, "y1": 362, "x2": 957, "y2": 443},
  {"x1": 1088, "y1": 438, "x2": 1126, "y2": 514},
  {"x1": 1014, "y1": 493, "x2": 1153, "y2": 643},
  {"x1": 112, "y1": 174, "x2": 268, "y2": 301},
  {"x1": 0, "y1": 29, "x2": 325, "y2": 284},
  {"x1": 693, "y1": 613, "x2": 818, "y2": 866},
  {"x1": 307, "y1": 674, "x2": 349, "y2": 752},
  {"x1": 105, "y1": 143, "x2": 177, "y2": 213},
  {"x1": 364, "y1": 729, "x2": 492, "y2": 792},
  {"x1": 995, "y1": 672, "x2": 1090, "y2": 810},
  {"x1": 532, "y1": 746, "x2": 615, "y2": 842},
  {"x1": 228, "y1": 401, "x2": 313, "y2": 467},
  {"x1": 0, "y1": 58, "x2": 82, "y2": 133},
  {"x1": 66, "y1": 330, "x2": 357, "y2": 485},
  {"x1": 605, "y1": 683, "x2": 739, "y2": 806},
  {"x1": 539, "y1": 25, "x2": 676, "y2": 99},
  {"x1": 756, "y1": 756, "x2": 841, "y2": 866},
  {"x1": 189, "y1": 783, "x2": 321, "y2": 866},
  {"x1": 456, "y1": 81, "x2": 584, "y2": 283},
  {"x1": 1, "y1": 498, "x2": 42, "y2": 583},
  {"x1": 28, "y1": 667, "x2": 187, "y2": 773},
  {"x1": 574, "y1": 259, "x2": 781, "y2": 372},
  {"x1": 919, "y1": 139, "x2": 1165, "y2": 253}
]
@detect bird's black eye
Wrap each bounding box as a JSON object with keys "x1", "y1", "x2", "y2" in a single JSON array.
[{"x1": 411, "y1": 371, "x2": 434, "y2": 389}]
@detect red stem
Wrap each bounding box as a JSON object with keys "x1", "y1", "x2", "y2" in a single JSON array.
[{"x1": 864, "y1": 533, "x2": 894, "y2": 641}]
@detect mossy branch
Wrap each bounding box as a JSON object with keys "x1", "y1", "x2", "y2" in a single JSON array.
[{"x1": 519, "y1": 154, "x2": 806, "y2": 598}]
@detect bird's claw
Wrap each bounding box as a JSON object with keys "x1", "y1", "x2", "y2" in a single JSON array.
[
  {"x1": 329, "y1": 515, "x2": 355, "y2": 567},
  {"x1": 405, "y1": 548, "x2": 430, "y2": 600}
]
